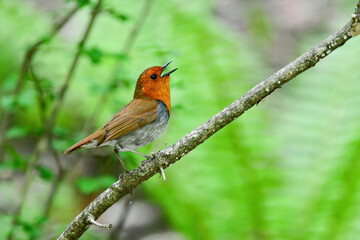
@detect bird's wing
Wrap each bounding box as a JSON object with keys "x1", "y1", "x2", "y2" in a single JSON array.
[
  {"x1": 103, "y1": 98, "x2": 158, "y2": 142},
  {"x1": 64, "y1": 99, "x2": 158, "y2": 155}
]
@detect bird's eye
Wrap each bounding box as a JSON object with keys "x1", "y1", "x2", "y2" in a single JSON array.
[{"x1": 150, "y1": 74, "x2": 157, "y2": 80}]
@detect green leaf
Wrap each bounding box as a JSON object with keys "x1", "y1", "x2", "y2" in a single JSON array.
[
  {"x1": 5, "y1": 126, "x2": 30, "y2": 139},
  {"x1": 65, "y1": 0, "x2": 90, "y2": 8},
  {"x1": 17, "y1": 88, "x2": 36, "y2": 108},
  {"x1": 105, "y1": 9, "x2": 129, "y2": 22},
  {"x1": 76, "y1": 175, "x2": 117, "y2": 194},
  {"x1": 17, "y1": 216, "x2": 46, "y2": 239},
  {"x1": 52, "y1": 138, "x2": 72, "y2": 152},
  {"x1": 39, "y1": 34, "x2": 52, "y2": 44},
  {"x1": 53, "y1": 125, "x2": 69, "y2": 137},
  {"x1": 111, "y1": 53, "x2": 128, "y2": 61},
  {"x1": 77, "y1": 0, "x2": 90, "y2": 7},
  {"x1": 36, "y1": 165, "x2": 54, "y2": 181},
  {"x1": 89, "y1": 82, "x2": 106, "y2": 94},
  {"x1": 0, "y1": 95, "x2": 16, "y2": 110},
  {"x1": 5, "y1": 146, "x2": 27, "y2": 171},
  {"x1": 2, "y1": 73, "x2": 18, "y2": 92},
  {"x1": 84, "y1": 47, "x2": 103, "y2": 64}
]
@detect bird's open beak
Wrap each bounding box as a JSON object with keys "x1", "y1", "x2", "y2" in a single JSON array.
[{"x1": 161, "y1": 61, "x2": 178, "y2": 78}]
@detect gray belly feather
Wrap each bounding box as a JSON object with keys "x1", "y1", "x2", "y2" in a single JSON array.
[{"x1": 101, "y1": 100, "x2": 169, "y2": 151}]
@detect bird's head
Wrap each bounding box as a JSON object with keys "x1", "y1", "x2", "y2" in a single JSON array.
[{"x1": 134, "y1": 61, "x2": 177, "y2": 113}]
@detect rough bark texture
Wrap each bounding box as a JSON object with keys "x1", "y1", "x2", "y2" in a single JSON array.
[{"x1": 58, "y1": 2, "x2": 360, "y2": 239}]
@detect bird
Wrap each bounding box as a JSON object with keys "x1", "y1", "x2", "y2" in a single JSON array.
[{"x1": 64, "y1": 61, "x2": 177, "y2": 172}]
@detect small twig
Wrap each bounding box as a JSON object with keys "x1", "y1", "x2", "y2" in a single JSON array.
[
  {"x1": 160, "y1": 167, "x2": 167, "y2": 181},
  {"x1": 88, "y1": 215, "x2": 112, "y2": 229},
  {"x1": 29, "y1": 66, "x2": 47, "y2": 125},
  {"x1": 158, "y1": 142, "x2": 168, "y2": 182},
  {"x1": 57, "y1": 3, "x2": 360, "y2": 239},
  {"x1": 158, "y1": 142, "x2": 168, "y2": 181}
]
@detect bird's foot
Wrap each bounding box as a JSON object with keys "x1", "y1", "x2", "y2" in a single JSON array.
[
  {"x1": 140, "y1": 160, "x2": 146, "y2": 170},
  {"x1": 114, "y1": 147, "x2": 129, "y2": 173},
  {"x1": 118, "y1": 169, "x2": 129, "y2": 180},
  {"x1": 139, "y1": 154, "x2": 153, "y2": 170}
]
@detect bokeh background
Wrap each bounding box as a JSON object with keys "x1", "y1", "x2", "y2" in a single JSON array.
[{"x1": 1, "y1": 0, "x2": 360, "y2": 239}]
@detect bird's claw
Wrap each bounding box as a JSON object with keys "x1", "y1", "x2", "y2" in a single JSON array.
[
  {"x1": 140, "y1": 160, "x2": 145, "y2": 170},
  {"x1": 118, "y1": 169, "x2": 129, "y2": 179}
]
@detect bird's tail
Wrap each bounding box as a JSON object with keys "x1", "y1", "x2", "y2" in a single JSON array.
[{"x1": 64, "y1": 128, "x2": 106, "y2": 155}]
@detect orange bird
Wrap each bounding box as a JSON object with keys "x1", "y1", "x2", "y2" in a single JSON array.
[{"x1": 64, "y1": 61, "x2": 177, "y2": 171}]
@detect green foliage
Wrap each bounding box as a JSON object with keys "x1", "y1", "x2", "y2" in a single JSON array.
[
  {"x1": 17, "y1": 216, "x2": 47, "y2": 239},
  {"x1": 5, "y1": 126, "x2": 31, "y2": 139},
  {"x1": 0, "y1": 0, "x2": 47, "y2": 83},
  {"x1": 65, "y1": 0, "x2": 90, "y2": 8},
  {"x1": 83, "y1": 47, "x2": 104, "y2": 64},
  {"x1": 104, "y1": 8, "x2": 129, "y2": 22},
  {"x1": 36, "y1": 165, "x2": 55, "y2": 181},
  {"x1": 76, "y1": 175, "x2": 117, "y2": 194},
  {"x1": 1, "y1": 73, "x2": 18, "y2": 93},
  {"x1": 0, "y1": 95, "x2": 17, "y2": 111},
  {"x1": 2, "y1": 146, "x2": 27, "y2": 171},
  {"x1": 265, "y1": 36, "x2": 360, "y2": 240},
  {"x1": 1, "y1": 0, "x2": 360, "y2": 239}
]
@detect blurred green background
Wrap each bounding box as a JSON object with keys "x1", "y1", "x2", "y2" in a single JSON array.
[{"x1": 1, "y1": 0, "x2": 360, "y2": 239}]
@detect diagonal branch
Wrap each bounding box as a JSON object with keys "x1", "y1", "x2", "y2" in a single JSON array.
[{"x1": 57, "y1": 2, "x2": 360, "y2": 240}]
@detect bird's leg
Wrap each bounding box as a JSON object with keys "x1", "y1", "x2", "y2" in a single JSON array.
[
  {"x1": 114, "y1": 148, "x2": 128, "y2": 172},
  {"x1": 125, "y1": 147, "x2": 166, "y2": 182},
  {"x1": 124, "y1": 148, "x2": 151, "y2": 159},
  {"x1": 123, "y1": 148, "x2": 151, "y2": 170}
]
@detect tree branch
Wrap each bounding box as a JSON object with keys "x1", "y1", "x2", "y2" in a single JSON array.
[{"x1": 57, "y1": 3, "x2": 360, "y2": 240}]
